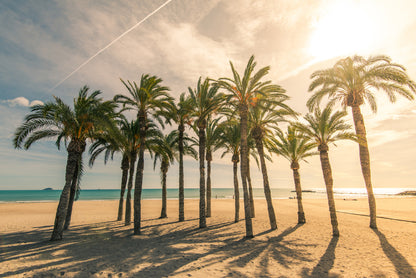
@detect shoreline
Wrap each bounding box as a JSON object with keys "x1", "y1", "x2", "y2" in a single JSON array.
[{"x1": 0, "y1": 195, "x2": 415, "y2": 204}]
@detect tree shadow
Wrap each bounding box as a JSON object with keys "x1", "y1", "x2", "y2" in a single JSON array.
[
  {"x1": 373, "y1": 229, "x2": 416, "y2": 278},
  {"x1": 302, "y1": 236, "x2": 340, "y2": 278},
  {"x1": 0, "y1": 218, "x2": 314, "y2": 277}
]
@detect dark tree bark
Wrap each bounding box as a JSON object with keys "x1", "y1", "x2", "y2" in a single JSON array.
[
  {"x1": 50, "y1": 140, "x2": 85, "y2": 241},
  {"x1": 232, "y1": 154, "x2": 240, "y2": 223},
  {"x1": 247, "y1": 159, "x2": 255, "y2": 218},
  {"x1": 239, "y1": 105, "x2": 253, "y2": 238},
  {"x1": 125, "y1": 152, "x2": 137, "y2": 226},
  {"x1": 64, "y1": 162, "x2": 79, "y2": 230},
  {"x1": 206, "y1": 150, "x2": 212, "y2": 218},
  {"x1": 351, "y1": 105, "x2": 377, "y2": 229},
  {"x1": 291, "y1": 162, "x2": 305, "y2": 224},
  {"x1": 117, "y1": 155, "x2": 129, "y2": 221},
  {"x1": 198, "y1": 125, "x2": 207, "y2": 228},
  {"x1": 178, "y1": 124, "x2": 185, "y2": 222},
  {"x1": 253, "y1": 132, "x2": 277, "y2": 230},
  {"x1": 319, "y1": 144, "x2": 339, "y2": 237},
  {"x1": 134, "y1": 111, "x2": 146, "y2": 235},
  {"x1": 160, "y1": 164, "x2": 168, "y2": 218}
]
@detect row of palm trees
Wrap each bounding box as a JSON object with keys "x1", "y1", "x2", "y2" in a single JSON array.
[{"x1": 14, "y1": 54, "x2": 416, "y2": 240}]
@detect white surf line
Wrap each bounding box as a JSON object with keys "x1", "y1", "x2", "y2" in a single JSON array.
[
  {"x1": 49, "y1": 0, "x2": 173, "y2": 92},
  {"x1": 337, "y1": 210, "x2": 416, "y2": 223}
]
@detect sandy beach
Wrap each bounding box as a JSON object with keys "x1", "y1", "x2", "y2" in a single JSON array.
[{"x1": 0, "y1": 197, "x2": 415, "y2": 277}]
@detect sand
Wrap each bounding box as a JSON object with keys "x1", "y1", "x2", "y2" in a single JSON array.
[{"x1": 0, "y1": 197, "x2": 415, "y2": 277}]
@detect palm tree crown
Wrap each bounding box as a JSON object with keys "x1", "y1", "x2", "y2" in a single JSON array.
[
  {"x1": 293, "y1": 105, "x2": 356, "y2": 149},
  {"x1": 272, "y1": 125, "x2": 318, "y2": 167},
  {"x1": 307, "y1": 55, "x2": 416, "y2": 111},
  {"x1": 14, "y1": 86, "x2": 116, "y2": 150}
]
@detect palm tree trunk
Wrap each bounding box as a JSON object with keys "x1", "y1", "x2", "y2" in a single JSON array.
[
  {"x1": 134, "y1": 140, "x2": 145, "y2": 235},
  {"x1": 351, "y1": 105, "x2": 377, "y2": 229},
  {"x1": 291, "y1": 164, "x2": 305, "y2": 224},
  {"x1": 206, "y1": 154, "x2": 212, "y2": 218},
  {"x1": 125, "y1": 153, "x2": 136, "y2": 226},
  {"x1": 247, "y1": 159, "x2": 255, "y2": 218},
  {"x1": 160, "y1": 167, "x2": 168, "y2": 218},
  {"x1": 239, "y1": 105, "x2": 253, "y2": 238},
  {"x1": 134, "y1": 111, "x2": 146, "y2": 235},
  {"x1": 198, "y1": 126, "x2": 206, "y2": 228},
  {"x1": 51, "y1": 140, "x2": 84, "y2": 241},
  {"x1": 254, "y1": 137, "x2": 277, "y2": 230},
  {"x1": 178, "y1": 124, "x2": 185, "y2": 222},
  {"x1": 118, "y1": 155, "x2": 129, "y2": 221},
  {"x1": 64, "y1": 162, "x2": 78, "y2": 230},
  {"x1": 319, "y1": 144, "x2": 339, "y2": 237},
  {"x1": 232, "y1": 157, "x2": 240, "y2": 223}
]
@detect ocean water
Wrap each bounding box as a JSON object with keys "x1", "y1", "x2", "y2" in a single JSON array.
[{"x1": 0, "y1": 187, "x2": 413, "y2": 203}]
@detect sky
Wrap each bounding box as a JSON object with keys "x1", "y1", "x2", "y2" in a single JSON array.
[{"x1": 1, "y1": 0, "x2": 416, "y2": 190}]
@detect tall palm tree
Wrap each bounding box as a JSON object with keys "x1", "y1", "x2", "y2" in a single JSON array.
[
  {"x1": 307, "y1": 55, "x2": 416, "y2": 229},
  {"x1": 205, "y1": 118, "x2": 223, "y2": 217},
  {"x1": 293, "y1": 105, "x2": 356, "y2": 236},
  {"x1": 152, "y1": 130, "x2": 197, "y2": 219},
  {"x1": 218, "y1": 120, "x2": 241, "y2": 222},
  {"x1": 159, "y1": 93, "x2": 194, "y2": 221},
  {"x1": 152, "y1": 131, "x2": 175, "y2": 219},
  {"x1": 217, "y1": 55, "x2": 286, "y2": 238},
  {"x1": 115, "y1": 74, "x2": 173, "y2": 235},
  {"x1": 88, "y1": 115, "x2": 143, "y2": 224},
  {"x1": 271, "y1": 125, "x2": 317, "y2": 224},
  {"x1": 248, "y1": 101, "x2": 294, "y2": 230},
  {"x1": 188, "y1": 77, "x2": 224, "y2": 228},
  {"x1": 13, "y1": 86, "x2": 117, "y2": 240}
]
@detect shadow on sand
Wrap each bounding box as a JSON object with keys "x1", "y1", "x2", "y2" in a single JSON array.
[
  {"x1": 301, "y1": 236, "x2": 339, "y2": 278},
  {"x1": 0, "y1": 219, "x2": 313, "y2": 277},
  {"x1": 373, "y1": 229, "x2": 416, "y2": 277}
]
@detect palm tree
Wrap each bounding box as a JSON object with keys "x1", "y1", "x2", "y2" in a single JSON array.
[
  {"x1": 205, "y1": 118, "x2": 223, "y2": 217},
  {"x1": 293, "y1": 105, "x2": 356, "y2": 236},
  {"x1": 115, "y1": 74, "x2": 173, "y2": 235},
  {"x1": 307, "y1": 55, "x2": 416, "y2": 229},
  {"x1": 88, "y1": 115, "x2": 143, "y2": 224},
  {"x1": 13, "y1": 86, "x2": 117, "y2": 240},
  {"x1": 152, "y1": 131, "x2": 175, "y2": 219},
  {"x1": 188, "y1": 77, "x2": 224, "y2": 228},
  {"x1": 152, "y1": 130, "x2": 197, "y2": 219},
  {"x1": 271, "y1": 125, "x2": 317, "y2": 224},
  {"x1": 217, "y1": 55, "x2": 286, "y2": 238},
  {"x1": 160, "y1": 93, "x2": 194, "y2": 221},
  {"x1": 218, "y1": 120, "x2": 241, "y2": 222},
  {"x1": 248, "y1": 101, "x2": 294, "y2": 230}
]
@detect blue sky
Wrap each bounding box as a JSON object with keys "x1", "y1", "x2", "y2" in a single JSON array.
[{"x1": 1, "y1": 0, "x2": 416, "y2": 190}]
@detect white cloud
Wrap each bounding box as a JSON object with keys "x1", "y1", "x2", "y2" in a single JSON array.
[{"x1": 2, "y1": 97, "x2": 43, "y2": 107}]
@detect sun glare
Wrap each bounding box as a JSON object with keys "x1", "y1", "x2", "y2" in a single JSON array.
[{"x1": 308, "y1": 1, "x2": 379, "y2": 61}]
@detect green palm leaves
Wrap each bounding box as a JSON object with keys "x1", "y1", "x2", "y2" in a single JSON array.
[
  {"x1": 14, "y1": 86, "x2": 116, "y2": 150},
  {"x1": 293, "y1": 106, "x2": 356, "y2": 149},
  {"x1": 307, "y1": 55, "x2": 416, "y2": 112}
]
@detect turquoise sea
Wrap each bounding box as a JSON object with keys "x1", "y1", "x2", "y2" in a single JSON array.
[{"x1": 0, "y1": 187, "x2": 413, "y2": 203}]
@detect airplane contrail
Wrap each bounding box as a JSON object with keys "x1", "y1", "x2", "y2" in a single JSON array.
[{"x1": 49, "y1": 0, "x2": 173, "y2": 92}]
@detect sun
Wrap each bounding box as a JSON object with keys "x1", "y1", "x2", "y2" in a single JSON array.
[{"x1": 308, "y1": 1, "x2": 379, "y2": 61}]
